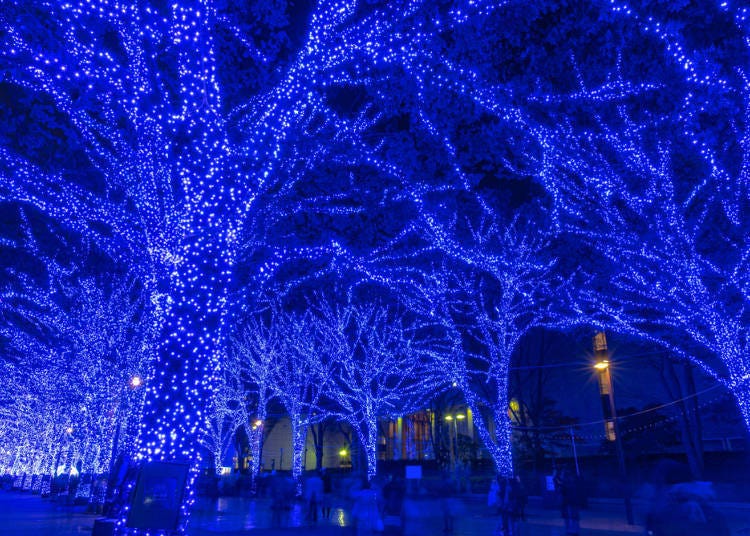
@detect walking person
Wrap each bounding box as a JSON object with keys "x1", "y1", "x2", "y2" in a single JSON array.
[
  {"x1": 488, "y1": 475, "x2": 500, "y2": 511},
  {"x1": 304, "y1": 471, "x2": 324, "y2": 524},
  {"x1": 351, "y1": 478, "x2": 383, "y2": 536},
  {"x1": 269, "y1": 471, "x2": 290, "y2": 528},
  {"x1": 320, "y1": 467, "x2": 333, "y2": 519},
  {"x1": 381, "y1": 475, "x2": 406, "y2": 535},
  {"x1": 494, "y1": 476, "x2": 508, "y2": 536},
  {"x1": 437, "y1": 477, "x2": 458, "y2": 534},
  {"x1": 557, "y1": 466, "x2": 584, "y2": 536},
  {"x1": 503, "y1": 476, "x2": 526, "y2": 536}
]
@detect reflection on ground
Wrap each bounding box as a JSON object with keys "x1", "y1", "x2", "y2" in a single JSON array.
[{"x1": 192, "y1": 496, "x2": 353, "y2": 532}]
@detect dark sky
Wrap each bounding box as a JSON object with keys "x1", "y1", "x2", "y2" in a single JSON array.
[{"x1": 511, "y1": 329, "x2": 742, "y2": 449}]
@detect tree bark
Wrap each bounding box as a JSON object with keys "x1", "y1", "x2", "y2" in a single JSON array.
[
  {"x1": 463, "y1": 391, "x2": 513, "y2": 477},
  {"x1": 364, "y1": 418, "x2": 378, "y2": 481},
  {"x1": 290, "y1": 413, "x2": 307, "y2": 495},
  {"x1": 247, "y1": 403, "x2": 267, "y2": 494},
  {"x1": 310, "y1": 421, "x2": 327, "y2": 471},
  {"x1": 659, "y1": 358, "x2": 704, "y2": 479}
]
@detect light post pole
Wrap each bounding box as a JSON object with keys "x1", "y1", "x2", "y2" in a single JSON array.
[
  {"x1": 252, "y1": 418, "x2": 264, "y2": 468},
  {"x1": 52, "y1": 426, "x2": 73, "y2": 498},
  {"x1": 339, "y1": 447, "x2": 349, "y2": 468},
  {"x1": 249, "y1": 419, "x2": 264, "y2": 494},
  {"x1": 593, "y1": 333, "x2": 634, "y2": 525},
  {"x1": 444, "y1": 413, "x2": 465, "y2": 472},
  {"x1": 107, "y1": 375, "x2": 142, "y2": 495}
]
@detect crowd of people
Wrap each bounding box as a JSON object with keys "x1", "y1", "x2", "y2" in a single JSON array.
[
  {"x1": 487, "y1": 474, "x2": 528, "y2": 536},
  {"x1": 267, "y1": 468, "x2": 335, "y2": 528},
  {"x1": 302, "y1": 469, "x2": 528, "y2": 536},
  {"x1": 263, "y1": 470, "x2": 412, "y2": 534},
  {"x1": 261, "y1": 461, "x2": 732, "y2": 536}
]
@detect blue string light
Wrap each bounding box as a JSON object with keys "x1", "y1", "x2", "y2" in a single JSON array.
[{"x1": 1, "y1": 1, "x2": 749, "y2": 530}]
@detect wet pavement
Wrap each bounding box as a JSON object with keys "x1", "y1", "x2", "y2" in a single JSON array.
[
  {"x1": 188, "y1": 494, "x2": 641, "y2": 536},
  {"x1": 1, "y1": 490, "x2": 749, "y2": 535}
]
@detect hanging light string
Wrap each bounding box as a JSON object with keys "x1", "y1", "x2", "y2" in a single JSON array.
[{"x1": 511, "y1": 384, "x2": 730, "y2": 440}]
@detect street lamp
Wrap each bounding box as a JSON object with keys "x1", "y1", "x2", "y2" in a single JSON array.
[
  {"x1": 247, "y1": 418, "x2": 265, "y2": 494},
  {"x1": 593, "y1": 333, "x2": 633, "y2": 525},
  {"x1": 107, "y1": 375, "x2": 143, "y2": 488},
  {"x1": 251, "y1": 418, "x2": 264, "y2": 470},
  {"x1": 51, "y1": 426, "x2": 74, "y2": 499},
  {"x1": 339, "y1": 448, "x2": 350, "y2": 468},
  {"x1": 444, "y1": 413, "x2": 465, "y2": 471}
]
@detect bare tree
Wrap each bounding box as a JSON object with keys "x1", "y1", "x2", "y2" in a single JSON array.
[
  {"x1": 317, "y1": 300, "x2": 440, "y2": 480},
  {"x1": 231, "y1": 312, "x2": 279, "y2": 491}
]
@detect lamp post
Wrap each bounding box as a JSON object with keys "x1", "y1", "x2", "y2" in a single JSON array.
[
  {"x1": 52, "y1": 426, "x2": 73, "y2": 498},
  {"x1": 249, "y1": 418, "x2": 264, "y2": 494},
  {"x1": 593, "y1": 333, "x2": 634, "y2": 525},
  {"x1": 107, "y1": 375, "x2": 142, "y2": 490},
  {"x1": 444, "y1": 413, "x2": 465, "y2": 472},
  {"x1": 252, "y1": 418, "x2": 264, "y2": 469}
]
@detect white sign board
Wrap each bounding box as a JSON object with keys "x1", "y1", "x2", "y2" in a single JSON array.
[{"x1": 405, "y1": 465, "x2": 422, "y2": 480}]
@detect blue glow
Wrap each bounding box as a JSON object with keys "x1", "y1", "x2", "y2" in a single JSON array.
[{"x1": 1, "y1": 1, "x2": 749, "y2": 531}]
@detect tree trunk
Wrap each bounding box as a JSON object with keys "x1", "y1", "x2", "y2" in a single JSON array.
[
  {"x1": 349, "y1": 429, "x2": 364, "y2": 476},
  {"x1": 732, "y1": 380, "x2": 750, "y2": 435},
  {"x1": 290, "y1": 414, "x2": 307, "y2": 495},
  {"x1": 363, "y1": 417, "x2": 378, "y2": 481},
  {"x1": 248, "y1": 404, "x2": 267, "y2": 494},
  {"x1": 463, "y1": 391, "x2": 513, "y2": 477},
  {"x1": 310, "y1": 422, "x2": 326, "y2": 471},
  {"x1": 533, "y1": 346, "x2": 547, "y2": 473},
  {"x1": 659, "y1": 358, "x2": 704, "y2": 479},
  {"x1": 682, "y1": 363, "x2": 704, "y2": 478},
  {"x1": 127, "y1": 231, "x2": 232, "y2": 532},
  {"x1": 137, "y1": 251, "x2": 229, "y2": 462}
]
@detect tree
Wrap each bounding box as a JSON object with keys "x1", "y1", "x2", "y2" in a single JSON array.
[
  {"x1": 538, "y1": 68, "x2": 750, "y2": 432},
  {"x1": 268, "y1": 307, "x2": 334, "y2": 492},
  {"x1": 509, "y1": 329, "x2": 569, "y2": 474},
  {"x1": 442, "y1": 215, "x2": 570, "y2": 476},
  {"x1": 0, "y1": 224, "x2": 153, "y2": 478},
  {"x1": 6, "y1": 0, "x2": 748, "y2": 522},
  {"x1": 317, "y1": 300, "x2": 440, "y2": 480},
  {"x1": 649, "y1": 354, "x2": 705, "y2": 480},
  {"x1": 610, "y1": 404, "x2": 680, "y2": 459},
  {"x1": 0, "y1": 2, "x2": 544, "y2": 493},
  {"x1": 199, "y1": 368, "x2": 245, "y2": 475},
  {"x1": 509, "y1": 1, "x2": 750, "y2": 434},
  {"x1": 308, "y1": 417, "x2": 340, "y2": 471},
  {"x1": 231, "y1": 312, "x2": 279, "y2": 491}
]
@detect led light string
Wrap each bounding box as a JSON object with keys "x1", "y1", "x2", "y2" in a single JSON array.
[{"x1": 0, "y1": 2, "x2": 749, "y2": 530}]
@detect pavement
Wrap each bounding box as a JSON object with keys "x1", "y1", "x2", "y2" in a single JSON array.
[
  {"x1": 0, "y1": 490, "x2": 749, "y2": 535},
  {"x1": 187, "y1": 494, "x2": 644, "y2": 536}
]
